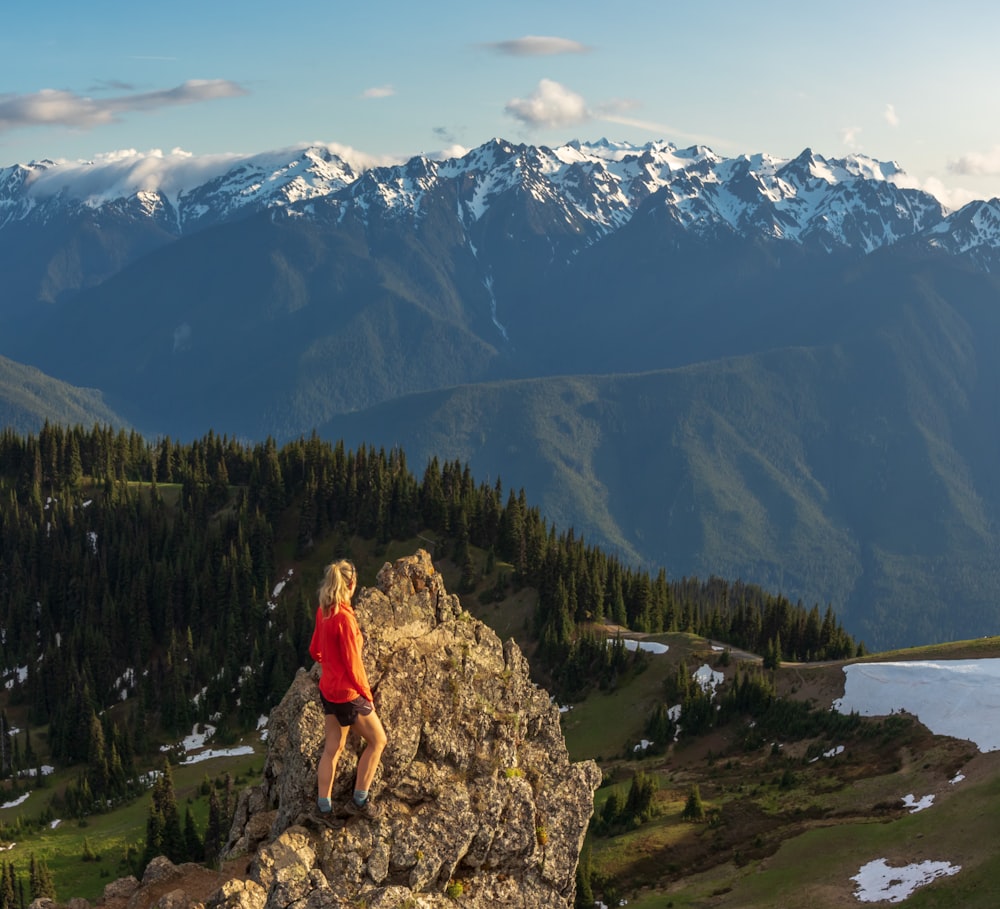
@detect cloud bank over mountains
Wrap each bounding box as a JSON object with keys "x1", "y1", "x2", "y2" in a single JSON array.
[{"x1": 0, "y1": 80, "x2": 247, "y2": 134}]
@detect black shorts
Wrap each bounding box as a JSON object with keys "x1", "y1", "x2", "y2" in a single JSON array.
[{"x1": 321, "y1": 693, "x2": 374, "y2": 727}]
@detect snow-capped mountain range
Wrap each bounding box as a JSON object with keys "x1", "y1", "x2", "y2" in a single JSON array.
[
  {"x1": 4, "y1": 138, "x2": 1000, "y2": 264},
  {"x1": 5, "y1": 138, "x2": 1000, "y2": 652}
]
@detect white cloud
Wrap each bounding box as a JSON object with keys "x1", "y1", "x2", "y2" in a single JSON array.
[
  {"x1": 505, "y1": 79, "x2": 589, "y2": 129},
  {"x1": 361, "y1": 85, "x2": 395, "y2": 99},
  {"x1": 885, "y1": 169, "x2": 981, "y2": 210},
  {"x1": 910, "y1": 176, "x2": 979, "y2": 211},
  {"x1": 23, "y1": 147, "x2": 244, "y2": 199},
  {"x1": 884, "y1": 103, "x2": 899, "y2": 127},
  {"x1": 317, "y1": 141, "x2": 403, "y2": 171},
  {"x1": 486, "y1": 35, "x2": 590, "y2": 56},
  {"x1": 841, "y1": 125, "x2": 862, "y2": 148},
  {"x1": 429, "y1": 144, "x2": 470, "y2": 162},
  {"x1": 17, "y1": 141, "x2": 402, "y2": 205},
  {"x1": 599, "y1": 111, "x2": 671, "y2": 135},
  {"x1": 948, "y1": 146, "x2": 1000, "y2": 176},
  {"x1": 0, "y1": 80, "x2": 247, "y2": 134}
]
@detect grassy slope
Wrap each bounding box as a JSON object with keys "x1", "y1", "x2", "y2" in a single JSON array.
[
  {"x1": 552, "y1": 631, "x2": 1000, "y2": 908},
  {"x1": 0, "y1": 748, "x2": 263, "y2": 902}
]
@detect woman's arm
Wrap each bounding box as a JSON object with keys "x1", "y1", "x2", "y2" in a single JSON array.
[
  {"x1": 334, "y1": 613, "x2": 373, "y2": 702},
  {"x1": 308, "y1": 607, "x2": 322, "y2": 663}
]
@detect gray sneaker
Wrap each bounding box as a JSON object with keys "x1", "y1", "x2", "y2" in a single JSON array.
[{"x1": 344, "y1": 797, "x2": 384, "y2": 820}]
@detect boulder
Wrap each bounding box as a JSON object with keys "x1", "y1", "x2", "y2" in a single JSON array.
[{"x1": 223, "y1": 549, "x2": 600, "y2": 908}]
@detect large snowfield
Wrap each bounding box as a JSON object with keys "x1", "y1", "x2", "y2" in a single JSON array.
[{"x1": 829, "y1": 658, "x2": 1000, "y2": 901}]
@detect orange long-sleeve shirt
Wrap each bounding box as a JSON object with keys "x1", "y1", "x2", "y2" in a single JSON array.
[{"x1": 308, "y1": 601, "x2": 373, "y2": 704}]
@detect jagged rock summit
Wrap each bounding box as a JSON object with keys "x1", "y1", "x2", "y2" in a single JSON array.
[{"x1": 215, "y1": 549, "x2": 600, "y2": 908}]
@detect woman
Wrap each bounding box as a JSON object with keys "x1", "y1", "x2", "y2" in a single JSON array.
[{"x1": 309, "y1": 559, "x2": 387, "y2": 821}]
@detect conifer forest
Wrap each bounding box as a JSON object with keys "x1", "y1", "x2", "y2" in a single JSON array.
[{"x1": 0, "y1": 423, "x2": 860, "y2": 815}]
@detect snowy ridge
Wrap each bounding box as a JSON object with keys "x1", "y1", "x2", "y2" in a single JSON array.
[
  {"x1": 0, "y1": 145, "x2": 359, "y2": 234},
  {"x1": 3, "y1": 137, "x2": 1000, "y2": 258},
  {"x1": 926, "y1": 198, "x2": 1000, "y2": 263}
]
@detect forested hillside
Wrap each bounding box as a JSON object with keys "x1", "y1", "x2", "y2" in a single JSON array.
[
  {"x1": 0, "y1": 424, "x2": 859, "y2": 793},
  {"x1": 0, "y1": 356, "x2": 128, "y2": 436}
]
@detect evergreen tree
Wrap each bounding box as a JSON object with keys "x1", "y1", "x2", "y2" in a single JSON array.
[
  {"x1": 143, "y1": 762, "x2": 185, "y2": 867},
  {"x1": 622, "y1": 771, "x2": 657, "y2": 825},
  {"x1": 600, "y1": 789, "x2": 622, "y2": 831},
  {"x1": 682, "y1": 785, "x2": 705, "y2": 821},
  {"x1": 574, "y1": 843, "x2": 594, "y2": 909},
  {"x1": 142, "y1": 804, "x2": 164, "y2": 869},
  {"x1": 184, "y1": 808, "x2": 203, "y2": 864},
  {"x1": 763, "y1": 634, "x2": 783, "y2": 671},
  {"x1": 67, "y1": 434, "x2": 84, "y2": 490},
  {"x1": 81, "y1": 838, "x2": 99, "y2": 862},
  {"x1": 86, "y1": 710, "x2": 109, "y2": 802},
  {"x1": 0, "y1": 862, "x2": 15, "y2": 909},
  {"x1": 204, "y1": 788, "x2": 223, "y2": 867},
  {"x1": 28, "y1": 854, "x2": 56, "y2": 901}
]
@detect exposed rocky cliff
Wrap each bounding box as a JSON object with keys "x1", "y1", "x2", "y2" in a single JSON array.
[{"x1": 107, "y1": 550, "x2": 598, "y2": 909}]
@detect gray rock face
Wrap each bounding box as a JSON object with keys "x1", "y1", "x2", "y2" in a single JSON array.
[{"x1": 221, "y1": 550, "x2": 600, "y2": 909}]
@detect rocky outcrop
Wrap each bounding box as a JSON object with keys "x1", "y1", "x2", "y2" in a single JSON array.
[{"x1": 217, "y1": 549, "x2": 600, "y2": 908}]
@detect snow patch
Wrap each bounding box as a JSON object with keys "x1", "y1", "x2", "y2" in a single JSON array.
[
  {"x1": 810, "y1": 744, "x2": 845, "y2": 762},
  {"x1": 181, "y1": 745, "x2": 254, "y2": 765},
  {"x1": 852, "y1": 858, "x2": 960, "y2": 903},
  {"x1": 268, "y1": 569, "x2": 294, "y2": 611},
  {"x1": 4, "y1": 667, "x2": 27, "y2": 690},
  {"x1": 616, "y1": 638, "x2": 669, "y2": 655},
  {"x1": 833, "y1": 659, "x2": 1000, "y2": 752},
  {"x1": 692, "y1": 663, "x2": 724, "y2": 696},
  {"x1": 901, "y1": 793, "x2": 934, "y2": 813}
]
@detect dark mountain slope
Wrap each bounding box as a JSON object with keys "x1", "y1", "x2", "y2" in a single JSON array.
[
  {"x1": 324, "y1": 253, "x2": 1000, "y2": 648},
  {"x1": 513, "y1": 190, "x2": 878, "y2": 377},
  {"x1": 0, "y1": 207, "x2": 176, "y2": 337},
  {"x1": 15, "y1": 210, "x2": 503, "y2": 439}
]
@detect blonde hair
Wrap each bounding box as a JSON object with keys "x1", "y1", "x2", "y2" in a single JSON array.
[{"x1": 318, "y1": 559, "x2": 356, "y2": 618}]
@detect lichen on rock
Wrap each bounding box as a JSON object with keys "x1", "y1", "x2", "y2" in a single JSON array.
[{"x1": 221, "y1": 549, "x2": 600, "y2": 908}]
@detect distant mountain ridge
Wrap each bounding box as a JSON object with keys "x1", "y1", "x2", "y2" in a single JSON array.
[
  {"x1": 0, "y1": 145, "x2": 359, "y2": 232},
  {"x1": 3, "y1": 136, "x2": 1000, "y2": 649},
  {"x1": 4, "y1": 138, "x2": 998, "y2": 257}
]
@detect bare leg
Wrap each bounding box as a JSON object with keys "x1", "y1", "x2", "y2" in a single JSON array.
[
  {"x1": 317, "y1": 714, "x2": 348, "y2": 801},
  {"x1": 352, "y1": 710, "x2": 388, "y2": 794}
]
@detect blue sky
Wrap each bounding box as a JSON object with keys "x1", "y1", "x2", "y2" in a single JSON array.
[{"x1": 4, "y1": 0, "x2": 1000, "y2": 207}]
